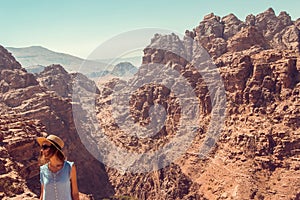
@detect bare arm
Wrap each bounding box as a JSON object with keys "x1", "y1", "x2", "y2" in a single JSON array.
[
  {"x1": 40, "y1": 184, "x2": 44, "y2": 200},
  {"x1": 70, "y1": 164, "x2": 80, "y2": 200}
]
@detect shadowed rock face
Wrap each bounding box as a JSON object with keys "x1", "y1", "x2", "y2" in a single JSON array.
[
  {"x1": 0, "y1": 46, "x2": 38, "y2": 95},
  {"x1": 1, "y1": 8, "x2": 300, "y2": 200},
  {"x1": 0, "y1": 46, "x2": 22, "y2": 70}
]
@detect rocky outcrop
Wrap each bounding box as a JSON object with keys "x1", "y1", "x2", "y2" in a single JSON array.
[
  {"x1": 0, "y1": 114, "x2": 44, "y2": 199},
  {"x1": 0, "y1": 45, "x2": 113, "y2": 199},
  {"x1": 35, "y1": 64, "x2": 72, "y2": 98},
  {"x1": 35, "y1": 64, "x2": 100, "y2": 98},
  {"x1": 272, "y1": 25, "x2": 300, "y2": 51},
  {"x1": 1, "y1": 7, "x2": 300, "y2": 200},
  {"x1": 94, "y1": 8, "x2": 300, "y2": 200},
  {"x1": 0, "y1": 46, "x2": 22, "y2": 71},
  {"x1": 0, "y1": 47, "x2": 38, "y2": 94},
  {"x1": 111, "y1": 62, "x2": 138, "y2": 77},
  {"x1": 143, "y1": 33, "x2": 187, "y2": 66},
  {"x1": 97, "y1": 49, "x2": 299, "y2": 199},
  {"x1": 254, "y1": 8, "x2": 292, "y2": 41},
  {"x1": 227, "y1": 26, "x2": 269, "y2": 52},
  {"x1": 222, "y1": 13, "x2": 245, "y2": 40},
  {"x1": 217, "y1": 49, "x2": 299, "y2": 107},
  {"x1": 187, "y1": 7, "x2": 300, "y2": 59}
]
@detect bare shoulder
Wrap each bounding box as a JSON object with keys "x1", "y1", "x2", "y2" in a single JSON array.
[
  {"x1": 70, "y1": 163, "x2": 77, "y2": 178},
  {"x1": 71, "y1": 163, "x2": 76, "y2": 170}
]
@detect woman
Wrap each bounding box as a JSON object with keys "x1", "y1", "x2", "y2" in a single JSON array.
[{"x1": 37, "y1": 134, "x2": 79, "y2": 200}]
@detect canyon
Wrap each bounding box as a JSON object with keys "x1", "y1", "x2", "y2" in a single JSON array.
[{"x1": 0, "y1": 8, "x2": 299, "y2": 200}]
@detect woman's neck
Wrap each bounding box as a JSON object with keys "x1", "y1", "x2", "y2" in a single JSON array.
[{"x1": 49, "y1": 157, "x2": 64, "y2": 172}]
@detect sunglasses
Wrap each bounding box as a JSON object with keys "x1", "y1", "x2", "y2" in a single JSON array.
[{"x1": 41, "y1": 144, "x2": 52, "y2": 150}]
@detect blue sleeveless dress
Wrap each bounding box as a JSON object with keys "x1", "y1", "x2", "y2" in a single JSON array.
[{"x1": 40, "y1": 161, "x2": 73, "y2": 200}]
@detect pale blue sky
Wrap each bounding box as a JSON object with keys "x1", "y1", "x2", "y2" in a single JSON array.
[{"x1": 1, "y1": 0, "x2": 299, "y2": 58}]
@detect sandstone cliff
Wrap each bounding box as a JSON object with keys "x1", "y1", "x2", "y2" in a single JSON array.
[
  {"x1": 188, "y1": 8, "x2": 299, "y2": 59},
  {"x1": 0, "y1": 46, "x2": 113, "y2": 199},
  {"x1": 94, "y1": 8, "x2": 300, "y2": 199}
]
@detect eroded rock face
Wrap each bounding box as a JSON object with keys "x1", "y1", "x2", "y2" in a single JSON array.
[
  {"x1": 272, "y1": 25, "x2": 300, "y2": 51},
  {"x1": 36, "y1": 64, "x2": 72, "y2": 98},
  {"x1": 227, "y1": 26, "x2": 269, "y2": 52},
  {"x1": 94, "y1": 8, "x2": 300, "y2": 200},
  {"x1": 0, "y1": 46, "x2": 22, "y2": 70},
  {"x1": 1, "y1": 7, "x2": 300, "y2": 200},
  {"x1": 0, "y1": 45, "x2": 113, "y2": 199},
  {"x1": 0, "y1": 114, "x2": 44, "y2": 199},
  {"x1": 254, "y1": 8, "x2": 292, "y2": 41},
  {"x1": 222, "y1": 13, "x2": 245, "y2": 40},
  {"x1": 36, "y1": 64, "x2": 100, "y2": 98},
  {"x1": 98, "y1": 49, "x2": 299, "y2": 199},
  {"x1": 0, "y1": 46, "x2": 38, "y2": 94},
  {"x1": 187, "y1": 7, "x2": 300, "y2": 58}
]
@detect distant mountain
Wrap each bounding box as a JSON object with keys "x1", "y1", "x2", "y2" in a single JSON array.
[
  {"x1": 7, "y1": 46, "x2": 141, "y2": 79},
  {"x1": 88, "y1": 62, "x2": 138, "y2": 81},
  {"x1": 6, "y1": 46, "x2": 114, "y2": 74},
  {"x1": 96, "y1": 56, "x2": 142, "y2": 68},
  {"x1": 26, "y1": 64, "x2": 45, "y2": 74},
  {"x1": 111, "y1": 62, "x2": 138, "y2": 77}
]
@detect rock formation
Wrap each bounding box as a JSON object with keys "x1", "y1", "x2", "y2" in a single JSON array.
[
  {"x1": 111, "y1": 62, "x2": 138, "y2": 77},
  {"x1": 35, "y1": 64, "x2": 99, "y2": 98},
  {"x1": 0, "y1": 7, "x2": 299, "y2": 200},
  {"x1": 0, "y1": 46, "x2": 113, "y2": 199},
  {"x1": 94, "y1": 8, "x2": 300, "y2": 199},
  {"x1": 187, "y1": 7, "x2": 299, "y2": 59}
]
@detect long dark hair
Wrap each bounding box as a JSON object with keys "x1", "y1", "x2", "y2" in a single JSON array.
[{"x1": 38, "y1": 145, "x2": 65, "y2": 165}]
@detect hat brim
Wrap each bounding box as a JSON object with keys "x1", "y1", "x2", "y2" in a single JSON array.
[{"x1": 36, "y1": 137, "x2": 65, "y2": 159}]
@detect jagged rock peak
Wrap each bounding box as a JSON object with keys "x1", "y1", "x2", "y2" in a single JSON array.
[
  {"x1": 35, "y1": 64, "x2": 72, "y2": 98},
  {"x1": 195, "y1": 16, "x2": 224, "y2": 38},
  {"x1": 187, "y1": 8, "x2": 299, "y2": 57},
  {"x1": 0, "y1": 46, "x2": 39, "y2": 93},
  {"x1": 258, "y1": 7, "x2": 292, "y2": 24},
  {"x1": 254, "y1": 8, "x2": 295, "y2": 42},
  {"x1": 149, "y1": 33, "x2": 182, "y2": 46},
  {"x1": 265, "y1": 7, "x2": 276, "y2": 15},
  {"x1": 0, "y1": 45, "x2": 22, "y2": 70},
  {"x1": 145, "y1": 8, "x2": 299, "y2": 60},
  {"x1": 245, "y1": 14, "x2": 256, "y2": 26},
  {"x1": 203, "y1": 12, "x2": 221, "y2": 22},
  {"x1": 146, "y1": 33, "x2": 185, "y2": 56},
  {"x1": 39, "y1": 64, "x2": 69, "y2": 76},
  {"x1": 253, "y1": 8, "x2": 276, "y2": 22},
  {"x1": 296, "y1": 18, "x2": 300, "y2": 29},
  {"x1": 278, "y1": 11, "x2": 293, "y2": 26},
  {"x1": 222, "y1": 13, "x2": 245, "y2": 40},
  {"x1": 143, "y1": 33, "x2": 187, "y2": 65},
  {"x1": 222, "y1": 13, "x2": 240, "y2": 23}
]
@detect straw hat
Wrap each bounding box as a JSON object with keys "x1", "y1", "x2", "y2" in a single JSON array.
[{"x1": 36, "y1": 135, "x2": 65, "y2": 158}]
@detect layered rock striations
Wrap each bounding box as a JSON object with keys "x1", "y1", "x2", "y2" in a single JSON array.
[
  {"x1": 0, "y1": 46, "x2": 113, "y2": 199},
  {"x1": 0, "y1": 114, "x2": 44, "y2": 199}
]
